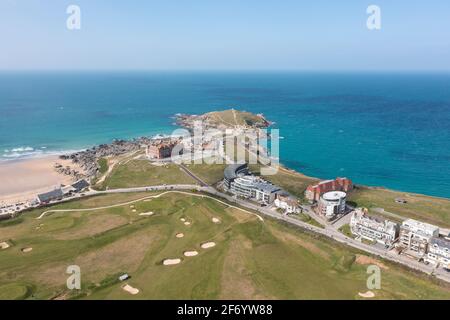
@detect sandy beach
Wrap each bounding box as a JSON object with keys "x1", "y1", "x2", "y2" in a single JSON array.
[{"x1": 0, "y1": 156, "x2": 81, "y2": 205}]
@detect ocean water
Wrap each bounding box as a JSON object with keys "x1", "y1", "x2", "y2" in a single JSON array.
[{"x1": 0, "y1": 71, "x2": 449, "y2": 198}]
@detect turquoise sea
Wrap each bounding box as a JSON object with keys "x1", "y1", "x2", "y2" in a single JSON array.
[{"x1": 0, "y1": 71, "x2": 449, "y2": 198}]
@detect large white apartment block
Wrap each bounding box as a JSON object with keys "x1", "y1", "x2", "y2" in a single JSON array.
[
  {"x1": 399, "y1": 219, "x2": 440, "y2": 256},
  {"x1": 350, "y1": 208, "x2": 399, "y2": 246},
  {"x1": 229, "y1": 175, "x2": 281, "y2": 204},
  {"x1": 425, "y1": 237, "x2": 450, "y2": 269}
]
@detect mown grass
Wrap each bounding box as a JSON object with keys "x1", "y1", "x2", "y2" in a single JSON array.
[
  {"x1": 1, "y1": 192, "x2": 450, "y2": 300},
  {"x1": 339, "y1": 224, "x2": 354, "y2": 238},
  {"x1": 99, "y1": 160, "x2": 197, "y2": 190}
]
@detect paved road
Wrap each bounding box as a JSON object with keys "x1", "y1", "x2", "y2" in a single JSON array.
[{"x1": 178, "y1": 163, "x2": 209, "y2": 187}]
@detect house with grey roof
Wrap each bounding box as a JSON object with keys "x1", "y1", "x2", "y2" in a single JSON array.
[
  {"x1": 71, "y1": 179, "x2": 89, "y2": 192},
  {"x1": 37, "y1": 188, "x2": 64, "y2": 204}
]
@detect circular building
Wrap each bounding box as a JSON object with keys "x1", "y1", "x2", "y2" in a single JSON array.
[{"x1": 318, "y1": 191, "x2": 347, "y2": 219}]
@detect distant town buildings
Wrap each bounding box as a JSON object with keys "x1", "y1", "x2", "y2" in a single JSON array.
[
  {"x1": 399, "y1": 219, "x2": 440, "y2": 256},
  {"x1": 425, "y1": 237, "x2": 450, "y2": 269},
  {"x1": 350, "y1": 208, "x2": 399, "y2": 246},
  {"x1": 318, "y1": 191, "x2": 347, "y2": 220},
  {"x1": 305, "y1": 177, "x2": 353, "y2": 202}
]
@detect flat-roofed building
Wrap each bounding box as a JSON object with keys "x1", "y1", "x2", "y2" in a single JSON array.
[
  {"x1": 399, "y1": 219, "x2": 440, "y2": 256},
  {"x1": 305, "y1": 177, "x2": 353, "y2": 202},
  {"x1": 253, "y1": 182, "x2": 281, "y2": 204},
  {"x1": 223, "y1": 163, "x2": 248, "y2": 189},
  {"x1": 318, "y1": 191, "x2": 347, "y2": 220},
  {"x1": 350, "y1": 208, "x2": 399, "y2": 246},
  {"x1": 229, "y1": 175, "x2": 281, "y2": 204},
  {"x1": 37, "y1": 188, "x2": 64, "y2": 204},
  {"x1": 425, "y1": 237, "x2": 450, "y2": 269}
]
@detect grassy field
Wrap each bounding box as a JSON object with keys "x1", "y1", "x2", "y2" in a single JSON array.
[
  {"x1": 1, "y1": 192, "x2": 450, "y2": 300},
  {"x1": 183, "y1": 161, "x2": 227, "y2": 185},
  {"x1": 348, "y1": 186, "x2": 450, "y2": 228},
  {"x1": 98, "y1": 160, "x2": 197, "y2": 190},
  {"x1": 206, "y1": 109, "x2": 267, "y2": 127},
  {"x1": 97, "y1": 158, "x2": 108, "y2": 174}
]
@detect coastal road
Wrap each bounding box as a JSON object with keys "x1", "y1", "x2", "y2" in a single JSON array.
[{"x1": 178, "y1": 163, "x2": 209, "y2": 187}]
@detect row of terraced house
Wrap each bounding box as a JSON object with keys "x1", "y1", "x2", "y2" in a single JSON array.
[
  {"x1": 304, "y1": 177, "x2": 450, "y2": 269},
  {"x1": 350, "y1": 208, "x2": 450, "y2": 269}
]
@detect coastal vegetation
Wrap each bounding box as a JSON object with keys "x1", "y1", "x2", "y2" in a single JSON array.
[
  {"x1": 176, "y1": 109, "x2": 269, "y2": 130},
  {"x1": 97, "y1": 158, "x2": 108, "y2": 174},
  {"x1": 1, "y1": 192, "x2": 450, "y2": 299}
]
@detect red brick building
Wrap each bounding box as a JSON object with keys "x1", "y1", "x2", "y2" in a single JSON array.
[
  {"x1": 146, "y1": 142, "x2": 179, "y2": 159},
  {"x1": 305, "y1": 177, "x2": 353, "y2": 202}
]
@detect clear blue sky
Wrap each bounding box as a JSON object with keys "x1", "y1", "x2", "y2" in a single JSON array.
[{"x1": 1, "y1": 0, "x2": 449, "y2": 71}]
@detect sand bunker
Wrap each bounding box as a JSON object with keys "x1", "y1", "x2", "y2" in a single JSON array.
[
  {"x1": 163, "y1": 258, "x2": 181, "y2": 265},
  {"x1": 184, "y1": 221, "x2": 191, "y2": 226},
  {"x1": 0, "y1": 242, "x2": 10, "y2": 250},
  {"x1": 355, "y1": 254, "x2": 388, "y2": 270},
  {"x1": 201, "y1": 242, "x2": 216, "y2": 249},
  {"x1": 21, "y1": 247, "x2": 33, "y2": 253},
  {"x1": 175, "y1": 233, "x2": 184, "y2": 238},
  {"x1": 212, "y1": 217, "x2": 221, "y2": 224},
  {"x1": 358, "y1": 291, "x2": 375, "y2": 298},
  {"x1": 122, "y1": 284, "x2": 139, "y2": 295},
  {"x1": 184, "y1": 250, "x2": 199, "y2": 257},
  {"x1": 139, "y1": 211, "x2": 154, "y2": 216},
  {"x1": 180, "y1": 218, "x2": 186, "y2": 222}
]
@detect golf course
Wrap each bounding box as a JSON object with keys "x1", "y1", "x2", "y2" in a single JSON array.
[{"x1": 1, "y1": 190, "x2": 450, "y2": 300}]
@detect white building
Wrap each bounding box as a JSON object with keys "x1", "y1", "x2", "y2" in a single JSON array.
[
  {"x1": 350, "y1": 208, "x2": 399, "y2": 246},
  {"x1": 229, "y1": 175, "x2": 281, "y2": 204},
  {"x1": 274, "y1": 192, "x2": 300, "y2": 214},
  {"x1": 318, "y1": 191, "x2": 346, "y2": 220},
  {"x1": 399, "y1": 219, "x2": 440, "y2": 256},
  {"x1": 425, "y1": 237, "x2": 450, "y2": 269}
]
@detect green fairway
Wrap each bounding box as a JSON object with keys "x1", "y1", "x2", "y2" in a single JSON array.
[
  {"x1": 99, "y1": 160, "x2": 197, "y2": 189},
  {"x1": 1, "y1": 192, "x2": 450, "y2": 300}
]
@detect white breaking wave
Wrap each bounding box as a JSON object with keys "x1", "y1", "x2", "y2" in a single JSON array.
[{"x1": 1, "y1": 146, "x2": 85, "y2": 162}]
